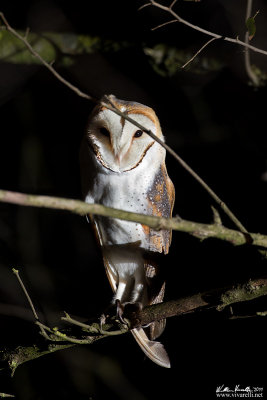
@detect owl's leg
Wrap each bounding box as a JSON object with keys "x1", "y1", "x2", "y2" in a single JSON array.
[
  {"x1": 131, "y1": 282, "x2": 147, "y2": 304},
  {"x1": 113, "y1": 276, "x2": 146, "y2": 327},
  {"x1": 119, "y1": 268, "x2": 148, "y2": 328},
  {"x1": 131, "y1": 266, "x2": 148, "y2": 305},
  {"x1": 115, "y1": 281, "x2": 127, "y2": 302},
  {"x1": 114, "y1": 280, "x2": 130, "y2": 323}
]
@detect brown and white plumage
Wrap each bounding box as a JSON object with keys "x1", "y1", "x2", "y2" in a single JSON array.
[{"x1": 80, "y1": 95, "x2": 175, "y2": 368}]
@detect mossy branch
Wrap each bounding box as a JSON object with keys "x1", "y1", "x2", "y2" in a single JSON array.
[
  {"x1": 2, "y1": 276, "x2": 267, "y2": 375},
  {"x1": 0, "y1": 189, "x2": 267, "y2": 248}
]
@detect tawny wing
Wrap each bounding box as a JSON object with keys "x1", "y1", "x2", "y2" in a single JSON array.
[
  {"x1": 143, "y1": 162, "x2": 175, "y2": 254},
  {"x1": 88, "y1": 215, "x2": 117, "y2": 291},
  {"x1": 88, "y1": 215, "x2": 171, "y2": 368},
  {"x1": 143, "y1": 163, "x2": 175, "y2": 340}
]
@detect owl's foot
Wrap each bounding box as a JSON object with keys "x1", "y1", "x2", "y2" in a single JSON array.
[
  {"x1": 99, "y1": 313, "x2": 128, "y2": 336},
  {"x1": 115, "y1": 299, "x2": 142, "y2": 329},
  {"x1": 115, "y1": 299, "x2": 125, "y2": 324}
]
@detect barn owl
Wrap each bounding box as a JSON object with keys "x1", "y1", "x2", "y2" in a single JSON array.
[{"x1": 80, "y1": 95, "x2": 175, "y2": 368}]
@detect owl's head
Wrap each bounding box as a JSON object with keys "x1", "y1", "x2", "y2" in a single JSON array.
[{"x1": 86, "y1": 95, "x2": 165, "y2": 172}]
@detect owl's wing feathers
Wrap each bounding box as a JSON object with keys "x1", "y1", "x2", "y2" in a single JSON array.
[
  {"x1": 144, "y1": 162, "x2": 175, "y2": 254},
  {"x1": 131, "y1": 328, "x2": 170, "y2": 368},
  {"x1": 89, "y1": 215, "x2": 118, "y2": 290},
  {"x1": 144, "y1": 163, "x2": 175, "y2": 340},
  {"x1": 89, "y1": 216, "x2": 171, "y2": 369}
]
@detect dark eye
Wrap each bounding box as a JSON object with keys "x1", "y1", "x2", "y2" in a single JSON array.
[
  {"x1": 134, "y1": 130, "x2": 143, "y2": 138},
  {"x1": 99, "y1": 127, "x2": 110, "y2": 137}
]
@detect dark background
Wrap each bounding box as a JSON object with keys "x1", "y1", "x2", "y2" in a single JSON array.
[{"x1": 0, "y1": 0, "x2": 267, "y2": 399}]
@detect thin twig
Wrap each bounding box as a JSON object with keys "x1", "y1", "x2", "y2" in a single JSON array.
[
  {"x1": 147, "y1": 0, "x2": 267, "y2": 56},
  {"x1": 138, "y1": 3, "x2": 151, "y2": 11},
  {"x1": 151, "y1": 19, "x2": 178, "y2": 31},
  {"x1": 12, "y1": 268, "x2": 48, "y2": 338},
  {"x1": 181, "y1": 37, "x2": 218, "y2": 68},
  {"x1": 61, "y1": 312, "x2": 98, "y2": 331},
  {"x1": 0, "y1": 12, "x2": 248, "y2": 234},
  {"x1": 244, "y1": 0, "x2": 259, "y2": 86},
  {"x1": 169, "y1": 0, "x2": 178, "y2": 10},
  {"x1": 12, "y1": 268, "x2": 39, "y2": 320},
  {"x1": 0, "y1": 12, "x2": 96, "y2": 103},
  {"x1": 35, "y1": 321, "x2": 96, "y2": 344}
]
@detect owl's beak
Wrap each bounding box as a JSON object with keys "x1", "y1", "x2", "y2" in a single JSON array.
[
  {"x1": 114, "y1": 150, "x2": 128, "y2": 167},
  {"x1": 111, "y1": 137, "x2": 129, "y2": 166}
]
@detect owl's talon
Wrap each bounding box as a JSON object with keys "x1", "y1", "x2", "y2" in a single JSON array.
[
  {"x1": 99, "y1": 312, "x2": 128, "y2": 335},
  {"x1": 98, "y1": 313, "x2": 107, "y2": 335},
  {"x1": 115, "y1": 299, "x2": 126, "y2": 324},
  {"x1": 115, "y1": 299, "x2": 139, "y2": 328}
]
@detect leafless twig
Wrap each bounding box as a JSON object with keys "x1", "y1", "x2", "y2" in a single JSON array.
[
  {"x1": 146, "y1": 0, "x2": 267, "y2": 56},
  {"x1": 181, "y1": 37, "x2": 218, "y2": 69},
  {"x1": 138, "y1": 3, "x2": 151, "y2": 11},
  {"x1": 0, "y1": 12, "x2": 96, "y2": 102},
  {"x1": 244, "y1": 0, "x2": 260, "y2": 86},
  {"x1": 12, "y1": 269, "x2": 39, "y2": 320},
  {"x1": 12, "y1": 268, "x2": 49, "y2": 339},
  {"x1": 151, "y1": 19, "x2": 177, "y2": 31}
]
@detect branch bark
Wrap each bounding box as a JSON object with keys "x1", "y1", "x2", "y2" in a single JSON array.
[
  {"x1": 0, "y1": 189, "x2": 267, "y2": 248},
  {"x1": 2, "y1": 277, "x2": 267, "y2": 375}
]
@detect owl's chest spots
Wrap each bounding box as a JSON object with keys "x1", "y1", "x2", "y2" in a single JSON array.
[
  {"x1": 93, "y1": 171, "x2": 153, "y2": 246},
  {"x1": 95, "y1": 171, "x2": 152, "y2": 214}
]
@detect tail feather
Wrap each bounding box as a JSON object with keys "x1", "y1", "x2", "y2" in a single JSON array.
[
  {"x1": 131, "y1": 327, "x2": 170, "y2": 368},
  {"x1": 149, "y1": 319, "x2": 166, "y2": 340}
]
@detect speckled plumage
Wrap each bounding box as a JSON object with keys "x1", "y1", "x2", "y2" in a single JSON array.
[{"x1": 80, "y1": 95, "x2": 175, "y2": 368}]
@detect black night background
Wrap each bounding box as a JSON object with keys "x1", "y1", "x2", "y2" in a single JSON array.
[{"x1": 0, "y1": 1, "x2": 266, "y2": 399}]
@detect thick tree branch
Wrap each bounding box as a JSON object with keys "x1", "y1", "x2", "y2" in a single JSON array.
[
  {"x1": 0, "y1": 189, "x2": 267, "y2": 247},
  {"x1": 2, "y1": 277, "x2": 267, "y2": 375}
]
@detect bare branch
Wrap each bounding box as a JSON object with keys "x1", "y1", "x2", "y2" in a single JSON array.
[
  {"x1": 181, "y1": 37, "x2": 218, "y2": 69},
  {"x1": 12, "y1": 268, "x2": 39, "y2": 320},
  {"x1": 169, "y1": 0, "x2": 178, "y2": 10},
  {"x1": 244, "y1": 0, "x2": 260, "y2": 86},
  {"x1": 0, "y1": 12, "x2": 96, "y2": 102},
  {"x1": 0, "y1": 189, "x2": 266, "y2": 248},
  {"x1": 138, "y1": 3, "x2": 152, "y2": 11},
  {"x1": 12, "y1": 268, "x2": 51, "y2": 339},
  {"x1": 147, "y1": 0, "x2": 267, "y2": 56},
  {"x1": 151, "y1": 19, "x2": 178, "y2": 31}
]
